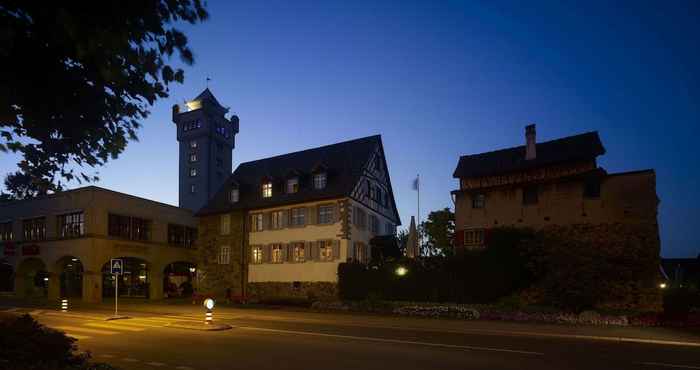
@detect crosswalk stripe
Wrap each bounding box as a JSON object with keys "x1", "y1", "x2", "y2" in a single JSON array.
[
  {"x1": 44, "y1": 312, "x2": 107, "y2": 321},
  {"x1": 65, "y1": 333, "x2": 91, "y2": 340},
  {"x1": 54, "y1": 326, "x2": 120, "y2": 335},
  {"x1": 127, "y1": 317, "x2": 176, "y2": 323},
  {"x1": 85, "y1": 322, "x2": 145, "y2": 332},
  {"x1": 159, "y1": 315, "x2": 209, "y2": 323}
]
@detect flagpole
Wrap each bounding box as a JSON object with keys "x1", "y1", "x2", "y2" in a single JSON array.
[{"x1": 417, "y1": 174, "x2": 420, "y2": 255}]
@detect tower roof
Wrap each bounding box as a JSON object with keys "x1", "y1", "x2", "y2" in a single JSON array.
[{"x1": 193, "y1": 88, "x2": 226, "y2": 110}]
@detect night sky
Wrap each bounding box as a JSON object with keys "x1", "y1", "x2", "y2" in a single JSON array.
[{"x1": 2, "y1": 1, "x2": 698, "y2": 257}]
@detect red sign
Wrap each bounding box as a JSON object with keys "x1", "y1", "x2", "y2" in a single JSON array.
[
  {"x1": 22, "y1": 244, "x2": 40, "y2": 256},
  {"x1": 3, "y1": 242, "x2": 15, "y2": 256}
]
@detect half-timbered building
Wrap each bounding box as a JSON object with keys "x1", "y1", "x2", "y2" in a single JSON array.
[{"x1": 196, "y1": 135, "x2": 400, "y2": 300}]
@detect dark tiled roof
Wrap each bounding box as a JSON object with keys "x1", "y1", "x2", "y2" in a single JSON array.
[
  {"x1": 197, "y1": 135, "x2": 382, "y2": 216},
  {"x1": 453, "y1": 132, "x2": 605, "y2": 179}
]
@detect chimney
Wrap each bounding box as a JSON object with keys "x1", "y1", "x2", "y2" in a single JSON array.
[{"x1": 525, "y1": 124, "x2": 536, "y2": 160}]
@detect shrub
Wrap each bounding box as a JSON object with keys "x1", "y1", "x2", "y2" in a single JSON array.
[
  {"x1": 663, "y1": 288, "x2": 693, "y2": 320},
  {"x1": 0, "y1": 314, "x2": 116, "y2": 370}
]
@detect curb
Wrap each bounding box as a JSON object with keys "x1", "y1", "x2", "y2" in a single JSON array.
[{"x1": 166, "y1": 321, "x2": 233, "y2": 331}]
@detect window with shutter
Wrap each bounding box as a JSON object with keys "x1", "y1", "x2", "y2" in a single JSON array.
[
  {"x1": 251, "y1": 246, "x2": 263, "y2": 264},
  {"x1": 218, "y1": 245, "x2": 231, "y2": 264}
]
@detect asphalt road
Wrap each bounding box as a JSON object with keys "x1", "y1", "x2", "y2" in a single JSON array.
[{"x1": 11, "y1": 306, "x2": 700, "y2": 370}]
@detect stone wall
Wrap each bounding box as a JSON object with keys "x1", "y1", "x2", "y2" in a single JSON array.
[
  {"x1": 247, "y1": 281, "x2": 338, "y2": 303},
  {"x1": 524, "y1": 222, "x2": 662, "y2": 311},
  {"x1": 196, "y1": 210, "x2": 247, "y2": 298}
]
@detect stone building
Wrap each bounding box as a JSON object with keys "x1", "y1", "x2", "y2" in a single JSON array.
[
  {"x1": 196, "y1": 135, "x2": 400, "y2": 300},
  {"x1": 172, "y1": 88, "x2": 239, "y2": 212},
  {"x1": 0, "y1": 186, "x2": 197, "y2": 302},
  {"x1": 451, "y1": 124, "x2": 660, "y2": 249}
]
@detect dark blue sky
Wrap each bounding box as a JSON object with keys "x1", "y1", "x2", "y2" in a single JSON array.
[{"x1": 2, "y1": 1, "x2": 698, "y2": 256}]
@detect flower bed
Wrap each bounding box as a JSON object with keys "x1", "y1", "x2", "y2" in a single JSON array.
[{"x1": 311, "y1": 301, "x2": 700, "y2": 327}]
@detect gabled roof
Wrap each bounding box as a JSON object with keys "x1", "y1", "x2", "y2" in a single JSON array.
[
  {"x1": 197, "y1": 135, "x2": 385, "y2": 216},
  {"x1": 453, "y1": 131, "x2": 606, "y2": 179}
]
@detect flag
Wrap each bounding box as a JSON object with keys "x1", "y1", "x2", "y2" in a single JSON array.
[{"x1": 412, "y1": 176, "x2": 419, "y2": 191}]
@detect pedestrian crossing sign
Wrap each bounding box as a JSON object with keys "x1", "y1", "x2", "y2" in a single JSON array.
[{"x1": 111, "y1": 259, "x2": 123, "y2": 275}]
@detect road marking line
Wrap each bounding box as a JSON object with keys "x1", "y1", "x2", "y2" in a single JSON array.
[
  {"x1": 145, "y1": 362, "x2": 166, "y2": 367},
  {"x1": 123, "y1": 358, "x2": 139, "y2": 362},
  {"x1": 160, "y1": 315, "x2": 208, "y2": 322},
  {"x1": 29, "y1": 310, "x2": 43, "y2": 315},
  {"x1": 84, "y1": 322, "x2": 145, "y2": 332},
  {"x1": 238, "y1": 326, "x2": 543, "y2": 356},
  {"x1": 65, "y1": 334, "x2": 91, "y2": 340},
  {"x1": 98, "y1": 354, "x2": 115, "y2": 358},
  {"x1": 107, "y1": 320, "x2": 163, "y2": 328},
  {"x1": 175, "y1": 366, "x2": 194, "y2": 370},
  {"x1": 640, "y1": 362, "x2": 700, "y2": 369},
  {"x1": 54, "y1": 326, "x2": 120, "y2": 335},
  {"x1": 3, "y1": 308, "x2": 19, "y2": 312}
]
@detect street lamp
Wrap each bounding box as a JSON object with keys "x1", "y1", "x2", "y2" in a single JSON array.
[
  {"x1": 395, "y1": 266, "x2": 408, "y2": 277},
  {"x1": 204, "y1": 298, "x2": 215, "y2": 325},
  {"x1": 659, "y1": 283, "x2": 667, "y2": 289}
]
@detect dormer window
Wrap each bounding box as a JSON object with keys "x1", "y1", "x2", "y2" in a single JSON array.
[
  {"x1": 262, "y1": 182, "x2": 273, "y2": 198},
  {"x1": 287, "y1": 177, "x2": 299, "y2": 194},
  {"x1": 230, "y1": 188, "x2": 239, "y2": 203},
  {"x1": 313, "y1": 173, "x2": 327, "y2": 190}
]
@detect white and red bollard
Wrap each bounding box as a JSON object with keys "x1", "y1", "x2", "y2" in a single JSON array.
[{"x1": 61, "y1": 298, "x2": 68, "y2": 313}]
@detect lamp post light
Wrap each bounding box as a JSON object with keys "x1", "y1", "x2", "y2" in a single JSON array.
[
  {"x1": 204, "y1": 298, "x2": 215, "y2": 325},
  {"x1": 61, "y1": 298, "x2": 68, "y2": 313},
  {"x1": 395, "y1": 266, "x2": 408, "y2": 277},
  {"x1": 659, "y1": 282, "x2": 667, "y2": 289}
]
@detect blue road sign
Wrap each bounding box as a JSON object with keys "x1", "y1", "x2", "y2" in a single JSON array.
[{"x1": 111, "y1": 259, "x2": 123, "y2": 275}]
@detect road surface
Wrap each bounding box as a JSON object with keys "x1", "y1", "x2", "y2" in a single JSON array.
[{"x1": 5, "y1": 305, "x2": 700, "y2": 370}]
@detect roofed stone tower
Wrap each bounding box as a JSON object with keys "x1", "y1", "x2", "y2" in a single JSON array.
[{"x1": 172, "y1": 89, "x2": 239, "y2": 212}]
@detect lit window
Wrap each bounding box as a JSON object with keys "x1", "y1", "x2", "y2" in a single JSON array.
[
  {"x1": 22, "y1": 217, "x2": 46, "y2": 241},
  {"x1": 464, "y1": 229, "x2": 485, "y2": 249},
  {"x1": 318, "y1": 205, "x2": 334, "y2": 224},
  {"x1": 472, "y1": 194, "x2": 485, "y2": 209},
  {"x1": 271, "y1": 210, "x2": 284, "y2": 229},
  {"x1": 57, "y1": 212, "x2": 85, "y2": 238},
  {"x1": 287, "y1": 177, "x2": 299, "y2": 194},
  {"x1": 319, "y1": 240, "x2": 334, "y2": 261},
  {"x1": 253, "y1": 214, "x2": 263, "y2": 232},
  {"x1": 189, "y1": 140, "x2": 197, "y2": 149},
  {"x1": 220, "y1": 214, "x2": 231, "y2": 235},
  {"x1": 230, "y1": 188, "x2": 239, "y2": 203},
  {"x1": 190, "y1": 184, "x2": 196, "y2": 193},
  {"x1": 218, "y1": 245, "x2": 231, "y2": 264},
  {"x1": 271, "y1": 244, "x2": 284, "y2": 263},
  {"x1": 293, "y1": 242, "x2": 305, "y2": 263},
  {"x1": 291, "y1": 208, "x2": 306, "y2": 226},
  {"x1": 251, "y1": 246, "x2": 263, "y2": 264},
  {"x1": 189, "y1": 153, "x2": 197, "y2": 162},
  {"x1": 262, "y1": 182, "x2": 272, "y2": 198},
  {"x1": 313, "y1": 173, "x2": 327, "y2": 189},
  {"x1": 189, "y1": 168, "x2": 197, "y2": 177}
]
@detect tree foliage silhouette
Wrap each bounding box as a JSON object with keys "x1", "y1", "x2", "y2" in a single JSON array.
[{"x1": 0, "y1": 1, "x2": 208, "y2": 198}]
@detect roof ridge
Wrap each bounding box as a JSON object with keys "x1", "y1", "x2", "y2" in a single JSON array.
[
  {"x1": 238, "y1": 135, "x2": 380, "y2": 167},
  {"x1": 458, "y1": 131, "x2": 599, "y2": 159}
]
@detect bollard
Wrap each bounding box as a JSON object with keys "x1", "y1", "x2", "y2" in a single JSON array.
[
  {"x1": 203, "y1": 298, "x2": 215, "y2": 325},
  {"x1": 61, "y1": 299, "x2": 68, "y2": 313}
]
